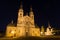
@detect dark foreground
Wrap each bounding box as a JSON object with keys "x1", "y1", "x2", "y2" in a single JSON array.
[{"x1": 0, "y1": 36, "x2": 60, "y2": 40}]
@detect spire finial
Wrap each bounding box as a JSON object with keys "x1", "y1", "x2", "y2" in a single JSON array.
[
  {"x1": 29, "y1": 5, "x2": 34, "y2": 16},
  {"x1": 11, "y1": 20, "x2": 13, "y2": 24},
  {"x1": 20, "y1": 1, "x2": 23, "y2": 9},
  {"x1": 48, "y1": 21, "x2": 50, "y2": 26},
  {"x1": 30, "y1": 5, "x2": 33, "y2": 11},
  {"x1": 48, "y1": 21, "x2": 51, "y2": 28}
]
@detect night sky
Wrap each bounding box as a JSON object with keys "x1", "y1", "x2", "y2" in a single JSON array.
[{"x1": 0, "y1": 0, "x2": 60, "y2": 33}]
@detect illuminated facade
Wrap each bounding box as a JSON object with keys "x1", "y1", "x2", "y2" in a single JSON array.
[
  {"x1": 6, "y1": 3, "x2": 53, "y2": 38},
  {"x1": 6, "y1": 4, "x2": 40, "y2": 38}
]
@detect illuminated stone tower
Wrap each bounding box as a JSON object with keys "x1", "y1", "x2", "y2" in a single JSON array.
[
  {"x1": 17, "y1": 3, "x2": 24, "y2": 27},
  {"x1": 29, "y1": 6, "x2": 35, "y2": 27}
]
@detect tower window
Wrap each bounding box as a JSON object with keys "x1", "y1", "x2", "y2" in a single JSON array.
[
  {"x1": 20, "y1": 13, "x2": 22, "y2": 17},
  {"x1": 20, "y1": 14, "x2": 22, "y2": 16}
]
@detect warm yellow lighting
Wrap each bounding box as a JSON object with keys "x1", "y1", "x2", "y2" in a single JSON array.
[
  {"x1": 53, "y1": 33, "x2": 55, "y2": 35},
  {"x1": 11, "y1": 31, "x2": 15, "y2": 34},
  {"x1": 6, "y1": 2, "x2": 54, "y2": 38},
  {"x1": 41, "y1": 32, "x2": 43, "y2": 34}
]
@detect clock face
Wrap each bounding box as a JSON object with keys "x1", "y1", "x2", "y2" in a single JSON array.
[
  {"x1": 19, "y1": 12, "x2": 23, "y2": 17},
  {"x1": 18, "y1": 9, "x2": 23, "y2": 17}
]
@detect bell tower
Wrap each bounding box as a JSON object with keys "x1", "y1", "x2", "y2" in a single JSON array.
[
  {"x1": 17, "y1": 2, "x2": 24, "y2": 27},
  {"x1": 29, "y1": 6, "x2": 35, "y2": 26},
  {"x1": 29, "y1": 6, "x2": 34, "y2": 19}
]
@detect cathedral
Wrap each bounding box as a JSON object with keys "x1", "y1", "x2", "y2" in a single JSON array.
[
  {"x1": 6, "y1": 3, "x2": 53, "y2": 38},
  {"x1": 6, "y1": 3, "x2": 41, "y2": 37}
]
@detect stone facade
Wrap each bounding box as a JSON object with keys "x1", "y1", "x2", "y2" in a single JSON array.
[
  {"x1": 6, "y1": 3, "x2": 40, "y2": 38},
  {"x1": 6, "y1": 3, "x2": 54, "y2": 38}
]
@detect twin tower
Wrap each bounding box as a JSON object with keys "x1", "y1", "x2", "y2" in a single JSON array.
[
  {"x1": 17, "y1": 4, "x2": 35, "y2": 27},
  {"x1": 6, "y1": 3, "x2": 41, "y2": 37},
  {"x1": 6, "y1": 2, "x2": 53, "y2": 38}
]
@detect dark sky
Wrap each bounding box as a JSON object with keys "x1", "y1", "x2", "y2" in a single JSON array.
[{"x1": 0, "y1": 0, "x2": 60, "y2": 33}]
